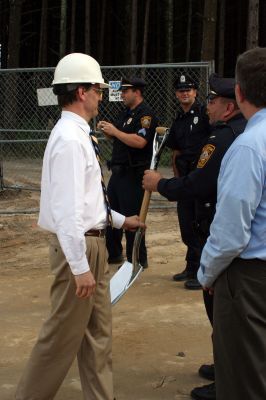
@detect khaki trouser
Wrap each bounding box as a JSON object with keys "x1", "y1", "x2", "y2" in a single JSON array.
[{"x1": 16, "y1": 235, "x2": 113, "y2": 400}]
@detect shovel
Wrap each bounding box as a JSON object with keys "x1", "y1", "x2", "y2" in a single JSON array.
[{"x1": 110, "y1": 126, "x2": 170, "y2": 305}]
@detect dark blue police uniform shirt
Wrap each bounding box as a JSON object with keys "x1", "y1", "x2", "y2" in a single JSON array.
[{"x1": 111, "y1": 101, "x2": 158, "y2": 167}]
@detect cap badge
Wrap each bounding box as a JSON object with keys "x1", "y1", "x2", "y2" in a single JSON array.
[{"x1": 180, "y1": 75, "x2": 186, "y2": 83}]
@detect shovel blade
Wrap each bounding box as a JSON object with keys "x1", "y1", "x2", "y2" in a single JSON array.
[{"x1": 110, "y1": 261, "x2": 133, "y2": 305}]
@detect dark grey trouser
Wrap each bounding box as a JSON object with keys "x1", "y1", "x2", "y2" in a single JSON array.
[{"x1": 213, "y1": 258, "x2": 266, "y2": 400}]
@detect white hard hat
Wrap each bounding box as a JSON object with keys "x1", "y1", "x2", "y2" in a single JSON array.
[{"x1": 52, "y1": 53, "x2": 109, "y2": 89}]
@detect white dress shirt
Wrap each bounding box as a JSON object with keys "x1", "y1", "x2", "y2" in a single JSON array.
[{"x1": 38, "y1": 111, "x2": 125, "y2": 275}]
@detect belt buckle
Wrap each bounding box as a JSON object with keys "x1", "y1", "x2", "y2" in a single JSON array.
[{"x1": 99, "y1": 229, "x2": 105, "y2": 237}]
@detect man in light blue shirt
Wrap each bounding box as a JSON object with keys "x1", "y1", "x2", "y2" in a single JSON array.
[{"x1": 198, "y1": 47, "x2": 266, "y2": 400}]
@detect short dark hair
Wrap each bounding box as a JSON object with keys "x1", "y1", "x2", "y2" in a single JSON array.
[
  {"x1": 56, "y1": 83, "x2": 92, "y2": 107},
  {"x1": 220, "y1": 97, "x2": 239, "y2": 110},
  {"x1": 235, "y1": 47, "x2": 266, "y2": 107}
]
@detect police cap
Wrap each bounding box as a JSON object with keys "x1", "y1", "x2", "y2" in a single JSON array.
[
  {"x1": 119, "y1": 77, "x2": 147, "y2": 90},
  {"x1": 208, "y1": 73, "x2": 235, "y2": 100},
  {"x1": 174, "y1": 74, "x2": 198, "y2": 91}
]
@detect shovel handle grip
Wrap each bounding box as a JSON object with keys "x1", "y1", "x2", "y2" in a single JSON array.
[
  {"x1": 139, "y1": 190, "x2": 151, "y2": 222},
  {"x1": 156, "y1": 126, "x2": 169, "y2": 135}
]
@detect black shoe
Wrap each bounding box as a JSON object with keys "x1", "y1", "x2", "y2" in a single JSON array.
[
  {"x1": 108, "y1": 255, "x2": 124, "y2": 264},
  {"x1": 191, "y1": 382, "x2": 216, "y2": 400},
  {"x1": 184, "y1": 278, "x2": 202, "y2": 290},
  {"x1": 172, "y1": 269, "x2": 195, "y2": 281},
  {"x1": 198, "y1": 364, "x2": 215, "y2": 381}
]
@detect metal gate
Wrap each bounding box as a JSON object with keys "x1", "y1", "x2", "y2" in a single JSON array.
[{"x1": 0, "y1": 61, "x2": 214, "y2": 192}]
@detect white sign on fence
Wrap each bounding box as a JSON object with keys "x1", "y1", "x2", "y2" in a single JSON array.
[
  {"x1": 37, "y1": 87, "x2": 58, "y2": 106},
  {"x1": 108, "y1": 81, "x2": 122, "y2": 102}
]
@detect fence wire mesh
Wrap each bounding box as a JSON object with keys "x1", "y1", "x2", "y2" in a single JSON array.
[{"x1": 0, "y1": 62, "x2": 213, "y2": 206}]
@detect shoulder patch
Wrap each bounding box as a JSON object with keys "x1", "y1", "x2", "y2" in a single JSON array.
[
  {"x1": 141, "y1": 116, "x2": 152, "y2": 128},
  {"x1": 197, "y1": 144, "x2": 216, "y2": 168}
]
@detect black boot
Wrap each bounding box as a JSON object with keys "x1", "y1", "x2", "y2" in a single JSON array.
[
  {"x1": 191, "y1": 382, "x2": 216, "y2": 400},
  {"x1": 172, "y1": 269, "x2": 195, "y2": 281},
  {"x1": 184, "y1": 278, "x2": 202, "y2": 290},
  {"x1": 198, "y1": 364, "x2": 215, "y2": 381}
]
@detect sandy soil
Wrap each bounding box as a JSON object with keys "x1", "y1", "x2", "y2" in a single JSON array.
[{"x1": 0, "y1": 188, "x2": 213, "y2": 400}]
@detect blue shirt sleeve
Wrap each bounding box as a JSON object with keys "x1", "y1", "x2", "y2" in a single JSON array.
[{"x1": 198, "y1": 144, "x2": 264, "y2": 287}]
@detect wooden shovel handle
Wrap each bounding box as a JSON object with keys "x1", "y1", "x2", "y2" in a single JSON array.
[{"x1": 139, "y1": 190, "x2": 151, "y2": 223}]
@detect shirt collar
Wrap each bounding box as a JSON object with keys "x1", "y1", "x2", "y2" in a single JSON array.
[
  {"x1": 245, "y1": 108, "x2": 266, "y2": 131},
  {"x1": 61, "y1": 110, "x2": 91, "y2": 135}
]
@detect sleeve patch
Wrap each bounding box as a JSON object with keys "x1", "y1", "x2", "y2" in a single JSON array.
[
  {"x1": 141, "y1": 116, "x2": 152, "y2": 128},
  {"x1": 138, "y1": 128, "x2": 147, "y2": 137},
  {"x1": 197, "y1": 144, "x2": 216, "y2": 168}
]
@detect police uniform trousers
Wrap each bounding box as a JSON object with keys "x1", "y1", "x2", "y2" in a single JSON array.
[
  {"x1": 106, "y1": 167, "x2": 147, "y2": 264},
  {"x1": 177, "y1": 199, "x2": 201, "y2": 275},
  {"x1": 15, "y1": 234, "x2": 113, "y2": 400},
  {"x1": 213, "y1": 258, "x2": 266, "y2": 400},
  {"x1": 197, "y1": 231, "x2": 214, "y2": 326}
]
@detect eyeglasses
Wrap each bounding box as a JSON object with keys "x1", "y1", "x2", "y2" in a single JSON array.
[{"x1": 92, "y1": 87, "x2": 104, "y2": 96}]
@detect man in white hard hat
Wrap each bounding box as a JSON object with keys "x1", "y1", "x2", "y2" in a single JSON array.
[{"x1": 15, "y1": 53, "x2": 144, "y2": 400}]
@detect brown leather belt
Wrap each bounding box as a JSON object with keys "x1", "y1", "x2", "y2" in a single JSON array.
[{"x1": 85, "y1": 229, "x2": 106, "y2": 238}]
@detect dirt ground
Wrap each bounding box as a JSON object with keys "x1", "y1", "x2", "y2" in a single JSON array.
[{"x1": 0, "y1": 187, "x2": 213, "y2": 400}]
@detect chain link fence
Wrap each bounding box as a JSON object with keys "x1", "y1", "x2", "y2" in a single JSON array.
[{"x1": 0, "y1": 62, "x2": 214, "y2": 195}]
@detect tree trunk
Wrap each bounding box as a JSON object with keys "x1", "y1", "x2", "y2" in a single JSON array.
[
  {"x1": 246, "y1": 0, "x2": 259, "y2": 49},
  {"x1": 218, "y1": 0, "x2": 225, "y2": 75},
  {"x1": 201, "y1": 0, "x2": 218, "y2": 61},
  {"x1": 141, "y1": 0, "x2": 151, "y2": 64},
  {"x1": 5, "y1": 0, "x2": 24, "y2": 132},
  {"x1": 130, "y1": 0, "x2": 138, "y2": 64},
  {"x1": 185, "y1": 0, "x2": 192, "y2": 61},
  {"x1": 70, "y1": 0, "x2": 76, "y2": 52},
  {"x1": 38, "y1": 0, "x2": 48, "y2": 67},
  {"x1": 84, "y1": 0, "x2": 91, "y2": 54},
  {"x1": 165, "y1": 0, "x2": 173, "y2": 62},
  {"x1": 99, "y1": 0, "x2": 107, "y2": 62},
  {"x1": 7, "y1": 0, "x2": 23, "y2": 67},
  {"x1": 59, "y1": 0, "x2": 67, "y2": 58}
]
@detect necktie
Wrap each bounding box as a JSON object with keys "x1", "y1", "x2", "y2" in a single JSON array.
[{"x1": 90, "y1": 132, "x2": 113, "y2": 227}]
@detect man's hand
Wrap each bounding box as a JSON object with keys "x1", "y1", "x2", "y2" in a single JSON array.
[
  {"x1": 142, "y1": 170, "x2": 162, "y2": 192},
  {"x1": 98, "y1": 120, "x2": 118, "y2": 137},
  {"x1": 97, "y1": 120, "x2": 114, "y2": 140},
  {"x1": 123, "y1": 215, "x2": 146, "y2": 232},
  {"x1": 74, "y1": 271, "x2": 96, "y2": 298}
]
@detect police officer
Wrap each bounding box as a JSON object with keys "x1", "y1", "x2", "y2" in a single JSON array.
[
  {"x1": 167, "y1": 74, "x2": 210, "y2": 289},
  {"x1": 143, "y1": 73, "x2": 246, "y2": 400},
  {"x1": 98, "y1": 77, "x2": 158, "y2": 267}
]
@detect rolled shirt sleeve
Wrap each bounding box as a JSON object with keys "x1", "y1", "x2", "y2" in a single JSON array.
[{"x1": 111, "y1": 210, "x2": 125, "y2": 229}]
